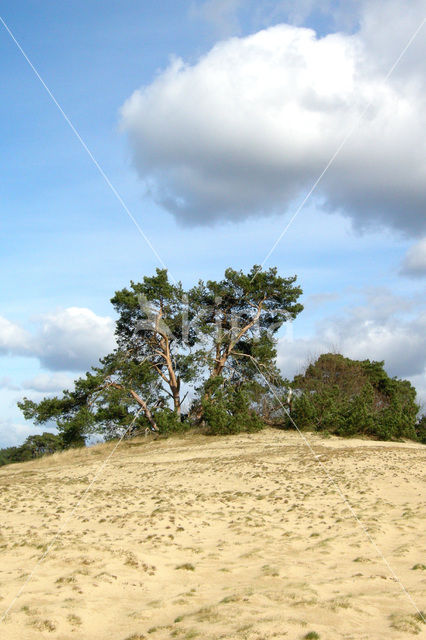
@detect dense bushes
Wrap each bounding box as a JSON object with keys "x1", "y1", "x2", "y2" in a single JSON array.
[
  {"x1": 152, "y1": 408, "x2": 191, "y2": 435},
  {"x1": 202, "y1": 378, "x2": 264, "y2": 435},
  {"x1": 0, "y1": 432, "x2": 64, "y2": 467},
  {"x1": 415, "y1": 415, "x2": 426, "y2": 444},
  {"x1": 287, "y1": 354, "x2": 420, "y2": 441}
]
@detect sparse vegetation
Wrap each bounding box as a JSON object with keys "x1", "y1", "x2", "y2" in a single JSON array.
[
  {"x1": 0, "y1": 428, "x2": 424, "y2": 638},
  {"x1": 390, "y1": 611, "x2": 425, "y2": 634},
  {"x1": 67, "y1": 613, "x2": 82, "y2": 626},
  {"x1": 175, "y1": 563, "x2": 195, "y2": 571}
]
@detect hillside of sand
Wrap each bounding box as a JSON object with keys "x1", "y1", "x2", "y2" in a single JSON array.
[{"x1": 0, "y1": 429, "x2": 425, "y2": 639}]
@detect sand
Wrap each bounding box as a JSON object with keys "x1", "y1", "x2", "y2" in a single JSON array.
[{"x1": 0, "y1": 429, "x2": 425, "y2": 639}]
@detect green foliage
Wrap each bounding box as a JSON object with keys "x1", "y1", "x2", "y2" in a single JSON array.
[
  {"x1": 18, "y1": 370, "x2": 103, "y2": 447},
  {"x1": 17, "y1": 265, "x2": 303, "y2": 449},
  {"x1": 288, "y1": 353, "x2": 420, "y2": 441},
  {"x1": 194, "y1": 265, "x2": 303, "y2": 377},
  {"x1": 111, "y1": 269, "x2": 203, "y2": 408},
  {"x1": 14, "y1": 267, "x2": 423, "y2": 457},
  {"x1": 0, "y1": 446, "x2": 20, "y2": 466},
  {"x1": 415, "y1": 414, "x2": 426, "y2": 444},
  {"x1": 152, "y1": 408, "x2": 190, "y2": 435},
  {"x1": 192, "y1": 265, "x2": 303, "y2": 425},
  {"x1": 202, "y1": 377, "x2": 264, "y2": 435},
  {"x1": 0, "y1": 432, "x2": 63, "y2": 467}
]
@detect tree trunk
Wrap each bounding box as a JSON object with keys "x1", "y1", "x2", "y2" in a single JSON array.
[
  {"x1": 155, "y1": 316, "x2": 182, "y2": 417},
  {"x1": 171, "y1": 384, "x2": 181, "y2": 416},
  {"x1": 108, "y1": 382, "x2": 159, "y2": 432},
  {"x1": 129, "y1": 390, "x2": 159, "y2": 431}
]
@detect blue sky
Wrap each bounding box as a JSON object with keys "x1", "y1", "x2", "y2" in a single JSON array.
[{"x1": 0, "y1": 0, "x2": 425, "y2": 447}]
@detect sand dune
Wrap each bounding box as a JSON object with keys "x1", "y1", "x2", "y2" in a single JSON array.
[{"x1": 0, "y1": 429, "x2": 425, "y2": 639}]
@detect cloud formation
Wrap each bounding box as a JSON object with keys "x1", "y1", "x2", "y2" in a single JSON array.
[
  {"x1": 0, "y1": 418, "x2": 43, "y2": 448},
  {"x1": 0, "y1": 316, "x2": 31, "y2": 356},
  {"x1": 121, "y1": 2, "x2": 426, "y2": 233},
  {"x1": 0, "y1": 308, "x2": 116, "y2": 373},
  {"x1": 400, "y1": 237, "x2": 426, "y2": 278},
  {"x1": 21, "y1": 373, "x2": 75, "y2": 393},
  {"x1": 0, "y1": 376, "x2": 21, "y2": 391},
  {"x1": 36, "y1": 308, "x2": 116, "y2": 371}
]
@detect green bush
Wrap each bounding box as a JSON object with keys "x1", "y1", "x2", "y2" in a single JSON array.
[
  {"x1": 202, "y1": 378, "x2": 264, "y2": 435},
  {"x1": 288, "y1": 354, "x2": 420, "y2": 441},
  {"x1": 415, "y1": 415, "x2": 426, "y2": 444},
  {"x1": 153, "y1": 408, "x2": 190, "y2": 435}
]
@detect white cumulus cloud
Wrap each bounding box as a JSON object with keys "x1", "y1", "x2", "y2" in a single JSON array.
[
  {"x1": 0, "y1": 316, "x2": 32, "y2": 356},
  {"x1": 121, "y1": 2, "x2": 426, "y2": 232},
  {"x1": 0, "y1": 418, "x2": 47, "y2": 448},
  {"x1": 35, "y1": 307, "x2": 116, "y2": 371},
  {"x1": 0, "y1": 308, "x2": 116, "y2": 373}
]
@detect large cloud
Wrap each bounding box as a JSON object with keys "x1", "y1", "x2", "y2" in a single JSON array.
[
  {"x1": 121, "y1": 3, "x2": 426, "y2": 232},
  {"x1": 0, "y1": 308, "x2": 116, "y2": 373},
  {"x1": 0, "y1": 316, "x2": 32, "y2": 356},
  {"x1": 35, "y1": 308, "x2": 116, "y2": 371}
]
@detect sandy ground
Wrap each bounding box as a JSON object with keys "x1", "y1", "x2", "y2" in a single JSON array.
[{"x1": 0, "y1": 429, "x2": 425, "y2": 640}]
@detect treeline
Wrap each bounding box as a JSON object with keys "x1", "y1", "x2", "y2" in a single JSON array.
[
  {"x1": 1, "y1": 266, "x2": 423, "y2": 468},
  {"x1": 0, "y1": 432, "x2": 63, "y2": 467}
]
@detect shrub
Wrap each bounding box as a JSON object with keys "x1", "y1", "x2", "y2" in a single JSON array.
[
  {"x1": 287, "y1": 354, "x2": 420, "y2": 441},
  {"x1": 202, "y1": 378, "x2": 264, "y2": 435},
  {"x1": 415, "y1": 415, "x2": 426, "y2": 444},
  {"x1": 153, "y1": 408, "x2": 191, "y2": 435}
]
